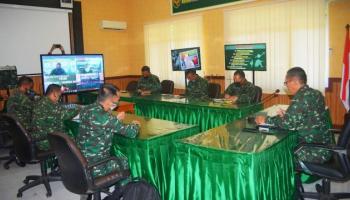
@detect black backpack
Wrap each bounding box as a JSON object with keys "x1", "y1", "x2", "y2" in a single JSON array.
[{"x1": 104, "y1": 179, "x2": 161, "y2": 200}]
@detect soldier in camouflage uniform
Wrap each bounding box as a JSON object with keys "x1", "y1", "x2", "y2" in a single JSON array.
[
  {"x1": 31, "y1": 84, "x2": 80, "y2": 151},
  {"x1": 225, "y1": 70, "x2": 257, "y2": 104},
  {"x1": 185, "y1": 69, "x2": 209, "y2": 100},
  {"x1": 76, "y1": 84, "x2": 140, "y2": 178},
  {"x1": 6, "y1": 76, "x2": 35, "y2": 130},
  {"x1": 256, "y1": 67, "x2": 333, "y2": 163},
  {"x1": 137, "y1": 66, "x2": 161, "y2": 95}
]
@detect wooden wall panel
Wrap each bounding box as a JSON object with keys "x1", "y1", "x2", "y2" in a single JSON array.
[{"x1": 1, "y1": 75, "x2": 345, "y2": 128}]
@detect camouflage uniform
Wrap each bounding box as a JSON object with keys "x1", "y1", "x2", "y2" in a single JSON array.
[
  {"x1": 31, "y1": 97, "x2": 80, "y2": 150},
  {"x1": 225, "y1": 81, "x2": 256, "y2": 104},
  {"x1": 137, "y1": 74, "x2": 161, "y2": 93},
  {"x1": 76, "y1": 102, "x2": 140, "y2": 178},
  {"x1": 6, "y1": 89, "x2": 34, "y2": 130},
  {"x1": 266, "y1": 85, "x2": 333, "y2": 163},
  {"x1": 185, "y1": 75, "x2": 209, "y2": 100}
]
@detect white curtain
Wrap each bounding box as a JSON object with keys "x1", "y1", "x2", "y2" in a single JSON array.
[
  {"x1": 144, "y1": 16, "x2": 203, "y2": 89},
  {"x1": 224, "y1": 0, "x2": 328, "y2": 93}
]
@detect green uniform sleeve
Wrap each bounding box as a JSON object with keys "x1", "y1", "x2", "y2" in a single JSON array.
[
  {"x1": 103, "y1": 114, "x2": 140, "y2": 138},
  {"x1": 266, "y1": 99, "x2": 305, "y2": 130},
  {"x1": 224, "y1": 84, "x2": 237, "y2": 96},
  {"x1": 236, "y1": 84, "x2": 256, "y2": 104}
]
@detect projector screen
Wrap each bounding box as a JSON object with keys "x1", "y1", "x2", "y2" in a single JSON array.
[{"x1": 0, "y1": 4, "x2": 71, "y2": 75}]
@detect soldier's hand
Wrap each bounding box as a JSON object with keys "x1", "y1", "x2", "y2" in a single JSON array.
[
  {"x1": 132, "y1": 120, "x2": 141, "y2": 126},
  {"x1": 276, "y1": 108, "x2": 286, "y2": 118},
  {"x1": 117, "y1": 112, "x2": 126, "y2": 121},
  {"x1": 255, "y1": 115, "x2": 266, "y2": 125}
]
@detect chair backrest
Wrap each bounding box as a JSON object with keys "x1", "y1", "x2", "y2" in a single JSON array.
[
  {"x1": 208, "y1": 83, "x2": 221, "y2": 99},
  {"x1": 48, "y1": 132, "x2": 90, "y2": 194},
  {"x1": 254, "y1": 86, "x2": 263, "y2": 103},
  {"x1": 0, "y1": 114, "x2": 35, "y2": 163},
  {"x1": 126, "y1": 81, "x2": 138, "y2": 92},
  {"x1": 161, "y1": 80, "x2": 174, "y2": 94},
  {"x1": 337, "y1": 113, "x2": 350, "y2": 148}
]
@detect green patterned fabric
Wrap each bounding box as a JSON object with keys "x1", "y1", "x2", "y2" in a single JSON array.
[
  {"x1": 267, "y1": 85, "x2": 334, "y2": 163},
  {"x1": 76, "y1": 103, "x2": 140, "y2": 178},
  {"x1": 77, "y1": 92, "x2": 263, "y2": 131},
  {"x1": 6, "y1": 89, "x2": 34, "y2": 130},
  {"x1": 31, "y1": 97, "x2": 79, "y2": 150},
  {"x1": 137, "y1": 74, "x2": 161, "y2": 94},
  {"x1": 65, "y1": 114, "x2": 199, "y2": 199},
  {"x1": 185, "y1": 75, "x2": 209, "y2": 100},
  {"x1": 170, "y1": 119, "x2": 298, "y2": 200}
]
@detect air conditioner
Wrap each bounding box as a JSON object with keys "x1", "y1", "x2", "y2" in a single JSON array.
[{"x1": 101, "y1": 20, "x2": 127, "y2": 30}]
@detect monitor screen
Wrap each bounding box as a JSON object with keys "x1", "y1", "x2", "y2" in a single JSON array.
[
  {"x1": 40, "y1": 54, "x2": 104, "y2": 94},
  {"x1": 225, "y1": 43, "x2": 266, "y2": 71},
  {"x1": 171, "y1": 47, "x2": 201, "y2": 71}
]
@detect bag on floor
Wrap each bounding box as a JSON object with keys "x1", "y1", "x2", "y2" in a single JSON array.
[{"x1": 103, "y1": 178, "x2": 161, "y2": 200}]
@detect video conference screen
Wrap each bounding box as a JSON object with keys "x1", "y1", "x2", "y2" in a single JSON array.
[
  {"x1": 40, "y1": 54, "x2": 104, "y2": 93},
  {"x1": 171, "y1": 47, "x2": 201, "y2": 71}
]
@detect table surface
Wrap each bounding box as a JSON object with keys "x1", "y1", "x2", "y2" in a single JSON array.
[
  {"x1": 120, "y1": 92, "x2": 257, "y2": 109},
  {"x1": 180, "y1": 118, "x2": 290, "y2": 153},
  {"x1": 72, "y1": 113, "x2": 196, "y2": 141}
]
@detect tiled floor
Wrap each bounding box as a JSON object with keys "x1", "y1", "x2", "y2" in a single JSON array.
[{"x1": 1, "y1": 149, "x2": 350, "y2": 200}]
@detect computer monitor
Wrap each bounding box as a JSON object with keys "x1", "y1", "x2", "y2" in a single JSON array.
[
  {"x1": 171, "y1": 47, "x2": 201, "y2": 71},
  {"x1": 40, "y1": 54, "x2": 104, "y2": 94}
]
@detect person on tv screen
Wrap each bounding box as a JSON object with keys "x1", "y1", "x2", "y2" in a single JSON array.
[
  {"x1": 185, "y1": 69, "x2": 209, "y2": 100},
  {"x1": 180, "y1": 53, "x2": 195, "y2": 70},
  {"x1": 137, "y1": 66, "x2": 161, "y2": 96},
  {"x1": 224, "y1": 70, "x2": 256, "y2": 104},
  {"x1": 50, "y1": 62, "x2": 67, "y2": 76}
]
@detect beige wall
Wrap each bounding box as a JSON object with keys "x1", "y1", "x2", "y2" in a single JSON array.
[{"x1": 79, "y1": 0, "x2": 350, "y2": 78}]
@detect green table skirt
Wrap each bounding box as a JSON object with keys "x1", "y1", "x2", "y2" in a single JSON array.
[
  {"x1": 112, "y1": 125, "x2": 199, "y2": 199},
  {"x1": 64, "y1": 120, "x2": 200, "y2": 199},
  {"x1": 133, "y1": 101, "x2": 262, "y2": 131},
  {"x1": 169, "y1": 133, "x2": 298, "y2": 200}
]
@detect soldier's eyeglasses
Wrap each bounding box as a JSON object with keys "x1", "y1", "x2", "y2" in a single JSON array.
[{"x1": 284, "y1": 80, "x2": 291, "y2": 85}]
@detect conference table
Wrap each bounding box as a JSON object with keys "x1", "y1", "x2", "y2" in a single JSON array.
[
  {"x1": 64, "y1": 113, "x2": 200, "y2": 199},
  {"x1": 168, "y1": 117, "x2": 298, "y2": 200},
  {"x1": 77, "y1": 92, "x2": 263, "y2": 131}
]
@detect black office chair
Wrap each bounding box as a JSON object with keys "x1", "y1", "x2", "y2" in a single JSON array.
[
  {"x1": 253, "y1": 86, "x2": 262, "y2": 103},
  {"x1": 0, "y1": 117, "x2": 25, "y2": 169},
  {"x1": 208, "y1": 83, "x2": 221, "y2": 99},
  {"x1": 295, "y1": 114, "x2": 350, "y2": 199},
  {"x1": 48, "y1": 132, "x2": 130, "y2": 200},
  {"x1": 126, "y1": 81, "x2": 138, "y2": 93},
  {"x1": 161, "y1": 80, "x2": 174, "y2": 94},
  {"x1": 0, "y1": 114, "x2": 61, "y2": 197}
]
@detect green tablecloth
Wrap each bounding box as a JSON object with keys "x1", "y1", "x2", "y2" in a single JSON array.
[
  {"x1": 65, "y1": 114, "x2": 200, "y2": 199},
  {"x1": 78, "y1": 92, "x2": 263, "y2": 131},
  {"x1": 169, "y1": 119, "x2": 298, "y2": 200}
]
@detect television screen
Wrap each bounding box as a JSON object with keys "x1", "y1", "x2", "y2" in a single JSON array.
[
  {"x1": 225, "y1": 43, "x2": 266, "y2": 71},
  {"x1": 171, "y1": 47, "x2": 201, "y2": 71},
  {"x1": 40, "y1": 54, "x2": 104, "y2": 93}
]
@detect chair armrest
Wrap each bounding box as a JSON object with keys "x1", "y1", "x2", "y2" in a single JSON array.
[
  {"x1": 87, "y1": 156, "x2": 120, "y2": 170},
  {"x1": 294, "y1": 143, "x2": 347, "y2": 156}
]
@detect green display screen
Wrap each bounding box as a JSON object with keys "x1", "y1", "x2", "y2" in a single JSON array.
[
  {"x1": 172, "y1": 0, "x2": 245, "y2": 14},
  {"x1": 225, "y1": 43, "x2": 266, "y2": 71}
]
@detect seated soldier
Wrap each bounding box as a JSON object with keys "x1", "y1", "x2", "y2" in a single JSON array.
[
  {"x1": 256, "y1": 67, "x2": 333, "y2": 163},
  {"x1": 137, "y1": 66, "x2": 161, "y2": 96},
  {"x1": 6, "y1": 76, "x2": 35, "y2": 130},
  {"x1": 224, "y1": 70, "x2": 256, "y2": 104},
  {"x1": 31, "y1": 84, "x2": 80, "y2": 150},
  {"x1": 76, "y1": 84, "x2": 140, "y2": 178},
  {"x1": 185, "y1": 69, "x2": 209, "y2": 100}
]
